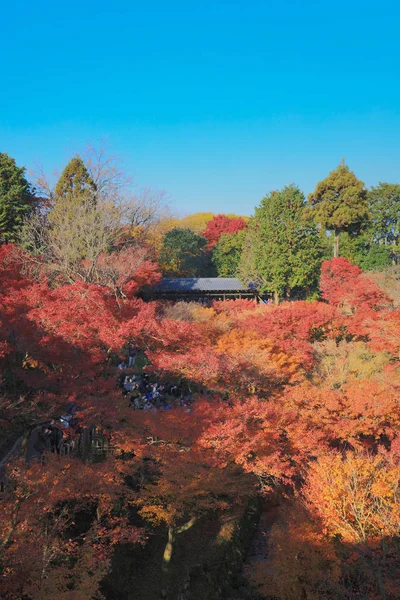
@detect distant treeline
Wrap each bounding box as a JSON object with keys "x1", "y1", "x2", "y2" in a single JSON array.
[{"x1": 1, "y1": 151, "x2": 399, "y2": 301}]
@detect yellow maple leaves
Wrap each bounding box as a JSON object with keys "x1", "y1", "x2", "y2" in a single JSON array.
[{"x1": 304, "y1": 451, "x2": 400, "y2": 544}]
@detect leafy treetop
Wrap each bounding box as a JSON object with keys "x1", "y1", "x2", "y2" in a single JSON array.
[
  {"x1": 54, "y1": 155, "x2": 97, "y2": 204},
  {"x1": 368, "y1": 181, "x2": 400, "y2": 256},
  {"x1": 201, "y1": 213, "x2": 247, "y2": 249},
  {"x1": 0, "y1": 152, "x2": 35, "y2": 242},
  {"x1": 239, "y1": 184, "x2": 324, "y2": 301},
  {"x1": 212, "y1": 229, "x2": 246, "y2": 276},
  {"x1": 308, "y1": 162, "x2": 368, "y2": 257},
  {"x1": 159, "y1": 227, "x2": 212, "y2": 277}
]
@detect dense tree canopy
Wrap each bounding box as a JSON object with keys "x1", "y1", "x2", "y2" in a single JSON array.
[
  {"x1": 201, "y1": 213, "x2": 247, "y2": 249},
  {"x1": 239, "y1": 184, "x2": 324, "y2": 301},
  {"x1": 1, "y1": 240, "x2": 400, "y2": 598},
  {"x1": 54, "y1": 155, "x2": 97, "y2": 204},
  {"x1": 308, "y1": 162, "x2": 369, "y2": 258},
  {"x1": 339, "y1": 230, "x2": 392, "y2": 271},
  {"x1": 336, "y1": 181, "x2": 400, "y2": 269},
  {"x1": 159, "y1": 227, "x2": 212, "y2": 277},
  {"x1": 164, "y1": 211, "x2": 215, "y2": 233},
  {"x1": 368, "y1": 182, "x2": 400, "y2": 261},
  {"x1": 0, "y1": 153, "x2": 35, "y2": 242},
  {"x1": 212, "y1": 229, "x2": 246, "y2": 276},
  {"x1": 2, "y1": 151, "x2": 400, "y2": 600}
]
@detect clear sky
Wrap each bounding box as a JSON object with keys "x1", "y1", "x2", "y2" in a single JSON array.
[{"x1": 1, "y1": 0, "x2": 399, "y2": 216}]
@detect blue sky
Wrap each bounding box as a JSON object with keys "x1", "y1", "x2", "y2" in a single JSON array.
[{"x1": 1, "y1": 0, "x2": 399, "y2": 216}]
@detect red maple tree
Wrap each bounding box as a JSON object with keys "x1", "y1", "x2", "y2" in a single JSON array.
[{"x1": 201, "y1": 214, "x2": 247, "y2": 249}]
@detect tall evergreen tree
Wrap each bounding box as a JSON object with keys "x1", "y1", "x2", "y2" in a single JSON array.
[
  {"x1": 54, "y1": 155, "x2": 96, "y2": 204},
  {"x1": 0, "y1": 153, "x2": 34, "y2": 242},
  {"x1": 48, "y1": 156, "x2": 102, "y2": 269},
  {"x1": 239, "y1": 185, "x2": 324, "y2": 302},
  {"x1": 308, "y1": 162, "x2": 368, "y2": 258},
  {"x1": 368, "y1": 182, "x2": 400, "y2": 262}
]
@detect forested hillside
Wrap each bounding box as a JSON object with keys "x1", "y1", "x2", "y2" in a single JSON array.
[{"x1": 0, "y1": 151, "x2": 399, "y2": 600}]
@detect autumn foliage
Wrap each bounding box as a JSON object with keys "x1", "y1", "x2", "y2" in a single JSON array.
[
  {"x1": 201, "y1": 213, "x2": 247, "y2": 249},
  {"x1": 1, "y1": 251, "x2": 400, "y2": 599}
]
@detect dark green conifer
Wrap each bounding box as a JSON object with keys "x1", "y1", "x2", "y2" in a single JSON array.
[
  {"x1": 54, "y1": 155, "x2": 96, "y2": 204},
  {"x1": 0, "y1": 152, "x2": 34, "y2": 242},
  {"x1": 239, "y1": 185, "x2": 324, "y2": 302},
  {"x1": 308, "y1": 162, "x2": 368, "y2": 257}
]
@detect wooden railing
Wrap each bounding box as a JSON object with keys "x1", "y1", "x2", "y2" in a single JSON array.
[{"x1": 0, "y1": 425, "x2": 115, "y2": 494}]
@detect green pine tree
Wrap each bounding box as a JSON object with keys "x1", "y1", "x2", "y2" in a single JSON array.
[
  {"x1": 48, "y1": 156, "x2": 101, "y2": 267},
  {"x1": 308, "y1": 162, "x2": 368, "y2": 258},
  {"x1": 239, "y1": 185, "x2": 324, "y2": 302},
  {"x1": 0, "y1": 153, "x2": 34, "y2": 242},
  {"x1": 54, "y1": 155, "x2": 96, "y2": 204}
]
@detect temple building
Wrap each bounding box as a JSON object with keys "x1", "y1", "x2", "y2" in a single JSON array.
[{"x1": 142, "y1": 277, "x2": 265, "y2": 302}]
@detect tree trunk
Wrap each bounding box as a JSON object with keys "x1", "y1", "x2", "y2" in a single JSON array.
[
  {"x1": 392, "y1": 239, "x2": 398, "y2": 265},
  {"x1": 273, "y1": 291, "x2": 279, "y2": 305},
  {"x1": 81, "y1": 428, "x2": 91, "y2": 461},
  {"x1": 162, "y1": 517, "x2": 197, "y2": 574},
  {"x1": 162, "y1": 526, "x2": 175, "y2": 573},
  {"x1": 334, "y1": 230, "x2": 339, "y2": 258}
]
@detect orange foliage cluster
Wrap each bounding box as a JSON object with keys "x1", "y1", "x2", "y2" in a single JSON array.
[
  {"x1": 1, "y1": 249, "x2": 400, "y2": 599},
  {"x1": 305, "y1": 451, "x2": 400, "y2": 544},
  {"x1": 0, "y1": 455, "x2": 142, "y2": 599},
  {"x1": 146, "y1": 257, "x2": 400, "y2": 598}
]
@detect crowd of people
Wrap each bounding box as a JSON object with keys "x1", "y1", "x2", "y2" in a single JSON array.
[
  {"x1": 116, "y1": 345, "x2": 195, "y2": 411},
  {"x1": 117, "y1": 370, "x2": 193, "y2": 411},
  {"x1": 33, "y1": 401, "x2": 81, "y2": 458},
  {"x1": 32, "y1": 346, "x2": 194, "y2": 461}
]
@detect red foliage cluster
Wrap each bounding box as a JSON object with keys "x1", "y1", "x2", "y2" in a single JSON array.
[
  {"x1": 201, "y1": 213, "x2": 247, "y2": 249},
  {"x1": 0, "y1": 245, "x2": 160, "y2": 426},
  {"x1": 238, "y1": 300, "x2": 338, "y2": 369},
  {"x1": 320, "y1": 257, "x2": 390, "y2": 310},
  {"x1": 1, "y1": 253, "x2": 400, "y2": 599}
]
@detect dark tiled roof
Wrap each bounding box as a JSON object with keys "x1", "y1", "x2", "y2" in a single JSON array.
[{"x1": 152, "y1": 278, "x2": 256, "y2": 292}]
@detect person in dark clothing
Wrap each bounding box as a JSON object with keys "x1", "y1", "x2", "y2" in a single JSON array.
[
  {"x1": 34, "y1": 426, "x2": 51, "y2": 455},
  {"x1": 127, "y1": 346, "x2": 137, "y2": 368},
  {"x1": 48, "y1": 424, "x2": 63, "y2": 453}
]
